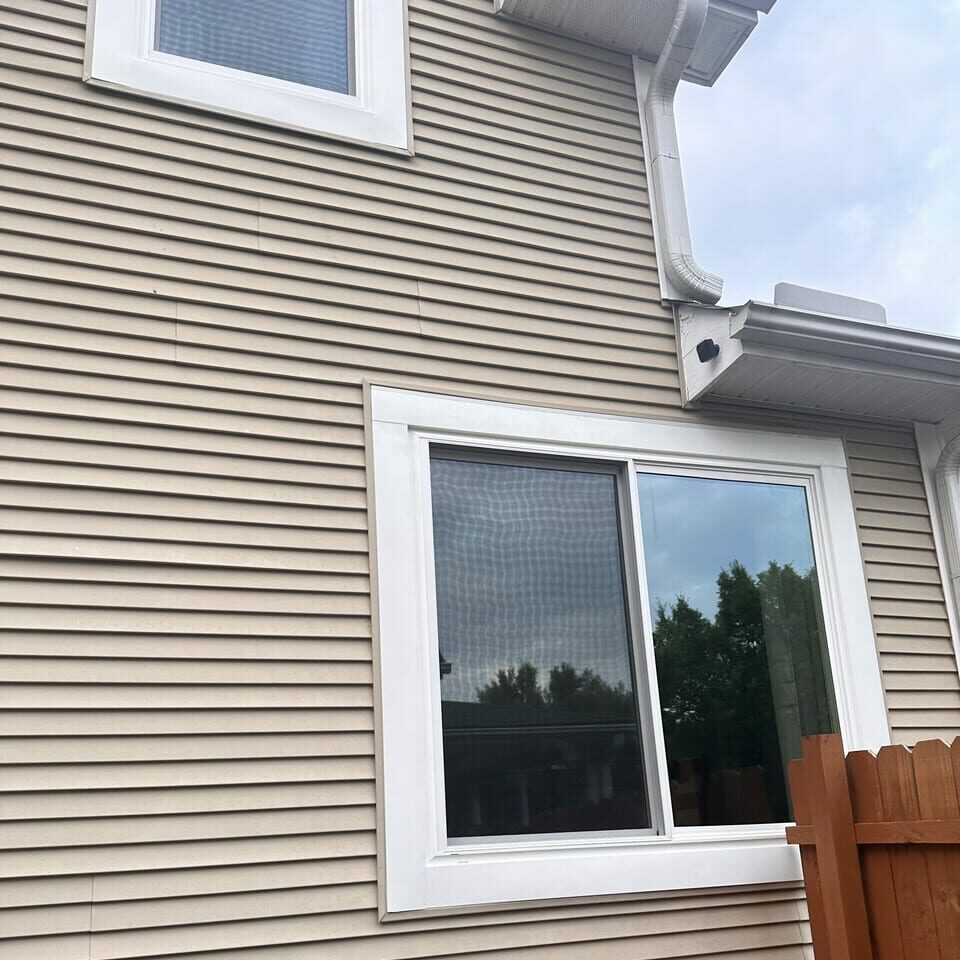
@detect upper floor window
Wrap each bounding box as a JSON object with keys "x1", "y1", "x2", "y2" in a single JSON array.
[{"x1": 86, "y1": 0, "x2": 410, "y2": 151}]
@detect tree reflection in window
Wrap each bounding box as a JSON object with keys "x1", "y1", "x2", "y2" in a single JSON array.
[{"x1": 640, "y1": 473, "x2": 839, "y2": 828}]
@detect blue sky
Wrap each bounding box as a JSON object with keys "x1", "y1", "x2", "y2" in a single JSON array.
[{"x1": 676, "y1": 0, "x2": 960, "y2": 335}]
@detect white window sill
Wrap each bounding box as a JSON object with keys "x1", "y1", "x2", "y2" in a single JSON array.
[{"x1": 402, "y1": 831, "x2": 802, "y2": 914}]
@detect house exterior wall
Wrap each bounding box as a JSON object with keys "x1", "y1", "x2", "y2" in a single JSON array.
[{"x1": 0, "y1": 0, "x2": 957, "y2": 957}]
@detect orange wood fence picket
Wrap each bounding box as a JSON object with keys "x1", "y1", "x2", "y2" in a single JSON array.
[{"x1": 787, "y1": 734, "x2": 960, "y2": 960}]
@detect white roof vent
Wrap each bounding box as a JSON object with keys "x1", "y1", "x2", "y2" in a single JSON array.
[
  {"x1": 774, "y1": 283, "x2": 888, "y2": 325},
  {"x1": 494, "y1": 0, "x2": 773, "y2": 86}
]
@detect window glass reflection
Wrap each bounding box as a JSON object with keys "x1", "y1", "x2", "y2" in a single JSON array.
[
  {"x1": 431, "y1": 454, "x2": 650, "y2": 839},
  {"x1": 637, "y1": 473, "x2": 838, "y2": 827}
]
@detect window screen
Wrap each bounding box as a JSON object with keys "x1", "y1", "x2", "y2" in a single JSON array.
[
  {"x1": 430, "y1": 452, "x2": 651, "y2": 840},
  {"x1": 637, "y1": 473, "x2": 839, "y2": 827},
  {"x1": 155, "y1": 0, "x2": 353, "y2": 95}
]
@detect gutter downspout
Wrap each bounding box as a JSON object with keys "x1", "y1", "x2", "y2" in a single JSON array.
[
  {"x1": 935, "y1": 435, "x2": 960, "y2": 634},
  {"x1": 640, "y1": 0, "x2": 723, "y2": 304}
]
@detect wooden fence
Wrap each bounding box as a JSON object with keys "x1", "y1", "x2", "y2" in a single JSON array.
[{"x1": 787, "y1": 733, "x2": 960, "y2": 959}]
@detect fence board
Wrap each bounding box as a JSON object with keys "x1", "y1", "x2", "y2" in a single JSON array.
[
  {"x1": 912, "y1": 740, "x2": 960, "y2": 956},
  {"x1": 846, "y1": 750, "x2": 904, "y2": 960},
  {"x1": 789, "y1": 758, "x2": 833, "y2": 960},
  {"x1": 876, "y1": 744, "x2": 940, "y2": 958}
]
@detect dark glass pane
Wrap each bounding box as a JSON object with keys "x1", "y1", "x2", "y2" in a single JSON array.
[
  {"x1": 431, "y1": 454, "x2": 650, "y2": 839},
  {"x1": 156, "y1": 0, "x2": 352, "y2": 95},
  {"x1": 637, "y1": 473, "x2": 839, "y2": 827}
]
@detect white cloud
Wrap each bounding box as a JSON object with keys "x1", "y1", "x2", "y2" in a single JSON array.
[{"x1": 676, "y1": 0, "x2": 960, "y2": 334}]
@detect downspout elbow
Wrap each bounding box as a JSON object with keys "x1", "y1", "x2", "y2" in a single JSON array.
[
  {"x1": 642, "y1": 0, "x2": 723, "y2": 305},
  {"x1": 669, "y1": 251, "x2": 723, "y2": 304}
]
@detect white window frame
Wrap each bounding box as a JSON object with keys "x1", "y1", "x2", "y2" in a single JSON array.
[
  {"x1": 85, "y1": 0, "x2": 412, "y2": 152},
  {"x1": 370, "y1": 386, "x2": 890, "y2": 914}
]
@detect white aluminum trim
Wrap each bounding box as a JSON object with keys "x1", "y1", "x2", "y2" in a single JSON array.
[
  {"x1": 371, "y1": 387, "x2": 889, "y2": 913},
  {"x1": 86, "y1": 0, "x2": 411, "y2": 152}
]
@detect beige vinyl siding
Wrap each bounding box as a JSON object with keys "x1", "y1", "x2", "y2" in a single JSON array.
[{"x1": 0, "y1": 0, "x2": 956, "y2": 957}]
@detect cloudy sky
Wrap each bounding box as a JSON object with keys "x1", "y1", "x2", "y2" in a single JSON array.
[{"x1": 676, "y1": 0, "x2": 960, "y2": 335}]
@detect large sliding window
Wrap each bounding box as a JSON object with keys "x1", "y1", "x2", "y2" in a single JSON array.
[{"x1": 371, "y1": 387, "x2": 890, "y2": 913}]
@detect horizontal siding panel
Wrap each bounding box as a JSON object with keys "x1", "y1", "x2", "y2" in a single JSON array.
[
  {"x1": 0, "y1": 582, "x2": 370, "y2": 616},
  {"x1": 91, "y1": 882, "x2": 377, "y2": 932},
  {"x1": 0, "y1": 806, "x2": 374, "y2": 849},
  {"x1": 0, "y1": 708, "x2": 373, "y2": 736},
  {"x1": 0, "y1": 628, "x2": 370, "y2": 664},
  {"x1": 0, "y1": 934, "x2": 89, "y2": 960},
  {"x1": 0, "y1": 489, "x2": 364, "y2": 533},
  {"x1": 0, "y1": 509, "x2": 368, "y2": 552},
  {"x1": 873, "y1": 616, "x2": 952, "y2": 638},
  {"x1": 883, "y1": 671, "x2": 960, "y2": 692},
  {"x1": 0, "y1": 781, "x2": 376, "y2": 820},
  {"x1": 861, "y1": 543, "x2": 941, "y2": 567},
  {"x1": 0, "y1": 453, "x2": 335, "y2": 516},
  {"x1": 0, "y1": 684, "x2": 374, "y2": 709},
  {"x1": 0, "y1": 609, "x2": 369, "y2": 635},
  {"x1": 0, "y1": 534, "x2": 368, "y2": 573},
  {"x1": 0, "y1": 731, "x2": 372, "y2": 765},
  {"x1": 0, "y1": 875, "x2": 94, "y2": 910},
  {"x1": 865, "y1": 562, "x2": 943, "y2": 584},
  {"x1": 0, "y1": 437, "x2": 368, "y2": 493},
  {"x1": 877, "y1": 635, "x2": 958, "y2": 656},
  {"x1": 869, "y1": 598, "x2": 949, "y2": 620},
  {"x1": 0, "y1": 656, "x2": 371, "y2": 684},
  {"x1": 868, "y1": 580, "x2": 944, "y2": 602},
  {"x1": 0, "y1": 831, "x2": 376, "y2": 879},
  {"x1": 0, "y1": 756, "x2": 374, "y2": 793},
  {"x1": 0, "y1": 858, "x2": 376, "y2": 907}
]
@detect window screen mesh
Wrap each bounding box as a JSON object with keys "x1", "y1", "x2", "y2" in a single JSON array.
[
  {"x1": 430, "y1": 453, "x2": 650, "y2": 839},
  {"x1": 155, "y1": 0, "x2": 353, "y2": 95}
]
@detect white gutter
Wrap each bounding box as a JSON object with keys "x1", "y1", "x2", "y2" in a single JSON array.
[
  {"x1": 730, "y1": 301, "x2": 960, "y2": 375},
  {"x1": 637, "y1": 0, "x2": 724, "y2": 304}
]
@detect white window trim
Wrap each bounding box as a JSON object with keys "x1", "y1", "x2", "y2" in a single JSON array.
[
  {"x1": 85, "y1": 0, "x2": 412, "y2": 153},
  {"x1": 370, "y1": 386, "x2": 890, "y2": 914}
]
